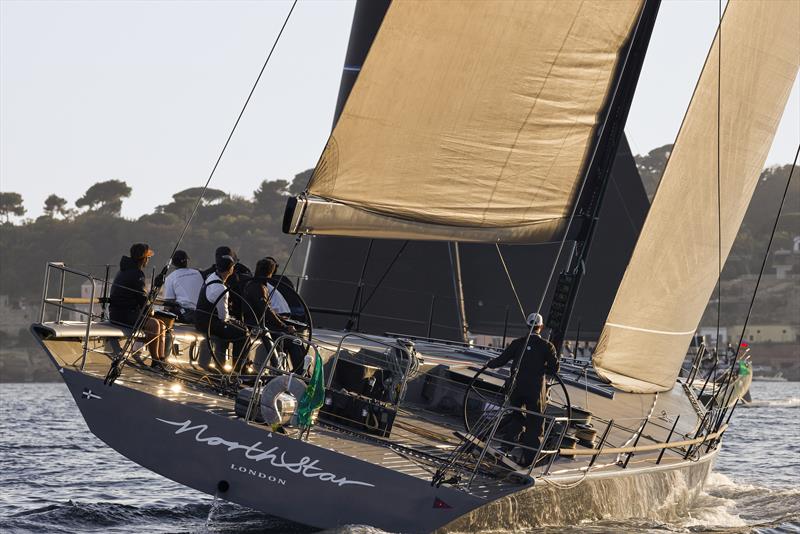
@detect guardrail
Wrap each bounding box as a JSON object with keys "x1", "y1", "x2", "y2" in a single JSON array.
[
  {"x1": 326, "y1": 332, "x2": 415, "y2": 408},
  {"x1": 243, "y1": 330, "x2": 416, "y2": 427},
  {"x1": 36, "y1": 261, "x2": 731, "y2": 478},
  {"x1": 38, "y1": 262, "x2": 101, "y2": 370},
  {"x1": 435, "y1": 394, "x2": 727, "y2": 492}
]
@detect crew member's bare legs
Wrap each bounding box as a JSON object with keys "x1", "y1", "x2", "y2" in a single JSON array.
[{"x1": 143, "y1": 317, "x2": 165, "y2": 361}]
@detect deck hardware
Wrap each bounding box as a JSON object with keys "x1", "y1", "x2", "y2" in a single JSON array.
[
  {"x1": 622, "y1": 417, "x2": 648, "y2": 468},
  {"x1": 529, "y1": 417, "x2": 557, "y2": 476},
  {"x1": 588, "y1": 419, "x2": 613, "y2": 469},
  {"x1": 426, "y1": 295, "x2": 436, "y2": 338},
  {"x1": 543, "y1": 420, "x2": 570, "y2": 476},
  {"x1": 500, "y1": 305, "x2": 509, "y2": 347},
  {"x1": 687, "y1": 343, "x2": 705, "y2": 385},
  {"x1": 684, "y1": 410, "x2": 709, "y2": 460},
  {"x1": 656, "y1": 414, "x2": 681, "y2": 465},
  {"x1": 101, "y1": 264, "x2": 111, "y2": 321},
  {"x1": 56, "y1": 268, "x2": 66, "y2": 323},
  {"x1": 696, "y1": 358, "x2": 718, "y2": 405}
]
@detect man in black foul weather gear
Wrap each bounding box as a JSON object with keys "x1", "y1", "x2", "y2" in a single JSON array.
[
  {"x1": 243, "y1": 257, "x2": 305, "y2": 372},
  {"x1": 200, "y1": 246, "x2": 252, "y2": 322},
  {"x1": 195, "y1": 255, "x2": 248, "y2": 371},
  {"x1": 108, "y1": 243, "x2": 167, "y2": 368},
  {"x1": 487, "y1": 312, "x2": 559, "y2": 466}
]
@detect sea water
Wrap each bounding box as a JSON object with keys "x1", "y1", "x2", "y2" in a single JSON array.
[{"x1": 0, "y1": 381, "x2": 797, "y2": 533}]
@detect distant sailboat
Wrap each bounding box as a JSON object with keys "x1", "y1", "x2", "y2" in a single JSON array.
[{"x1": 32, "y1": 0, "x2": 798, "y2": 531}]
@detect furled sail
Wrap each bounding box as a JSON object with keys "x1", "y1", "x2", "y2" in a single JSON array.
[
  {"x1": 593, "y1": 0, "x2": 800, "y2": 393},
  {"x1": 285, "y1": 0, "x2": 645, "y2": 243}
]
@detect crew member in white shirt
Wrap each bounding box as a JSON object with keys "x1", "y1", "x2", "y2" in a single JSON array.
[
  {"x1": 162, "y1": 250, "x2": 203, "y2": 323},
  {"x1": 266, "y1": 281, "x2": 291, "y2": 315}
]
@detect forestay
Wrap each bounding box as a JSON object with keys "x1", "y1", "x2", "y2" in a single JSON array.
[
  {"x1": 593, "y1": 0, "x2": 800, "y2": 393},
  {"x1": 285, "y1": 0, "x2": 644, "y2": 243}
]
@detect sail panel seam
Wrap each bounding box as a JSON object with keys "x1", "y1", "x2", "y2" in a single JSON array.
[{"x1": 605, "y1": 323, "x2": 696, "y2": 336}]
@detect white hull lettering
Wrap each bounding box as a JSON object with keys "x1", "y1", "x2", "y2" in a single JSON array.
[
  {"x1": 157, "y1": 418, "x2": 374, "y2": 488},
  {"x1": 230, "y1": 463, "x2": 287, "y2": 485}
]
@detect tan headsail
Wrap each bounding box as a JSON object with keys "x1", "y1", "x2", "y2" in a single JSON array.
[
  {"x1": 593, "y1": 0, "x2": 800, "y2": 393},
  {"x1": 286, "y1": 0, "x2": 644, "y2": 243}
]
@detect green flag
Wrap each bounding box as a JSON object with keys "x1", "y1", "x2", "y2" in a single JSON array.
[
  {"x1": 738, "y1": 361, "x2": 750, "y2": 376},
  {"x1": 297, "y1": 349, "x2": 325, "y2": 429}
]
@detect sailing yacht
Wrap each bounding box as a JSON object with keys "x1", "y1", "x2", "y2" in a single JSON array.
[{"x1": 31, "y1": 0, "x2": 797, "y2": 531}]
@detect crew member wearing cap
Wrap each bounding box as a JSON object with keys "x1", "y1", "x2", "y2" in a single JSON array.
[
  {"x1": 243, "y1": 257, "x2": 303, "y2": 371},
  {"x1": 201, "y1": 246, "x2": 252, "y2": 322},
  {"x1": 108, "y1": 243, "x2": 167, "y2": 369},
  {"x1": 162, "y1": 250, "x2": 203, "y2": 323},
  {"x1": 487, "y1": 312, "x2": 559, "y2": 466},
  {"x1": 195, "y1": 254, "x2": 248, "y2": 370}
]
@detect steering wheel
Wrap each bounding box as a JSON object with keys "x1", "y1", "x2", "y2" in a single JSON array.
[{"x1": 462, "y1": 365, "x2": 572, "y2": 435}]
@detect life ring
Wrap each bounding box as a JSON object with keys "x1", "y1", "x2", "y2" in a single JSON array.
[{"x1": 260, "y1": 373, "x2": 307, "y2": 425}]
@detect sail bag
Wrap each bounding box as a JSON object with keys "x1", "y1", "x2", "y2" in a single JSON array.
[
  {"x1": 593, "y1": 0, "x2": 800, "y2": 393},
  {"x1": 286, "y1": 0, "x2": 644, "y2": 243}
]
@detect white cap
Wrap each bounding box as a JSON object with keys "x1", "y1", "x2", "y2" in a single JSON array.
[{"x1": 526, "y1": 312, "x2": 544, "y2": 327}]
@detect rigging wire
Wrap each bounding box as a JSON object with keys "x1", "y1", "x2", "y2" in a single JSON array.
[
  {"x1": 357, "y1": 240, "x2": 409, "y2": 316},
  {"x1": 495, "y1": 243, "x2": 526, "y2": 320},
  {"x1": 715, "y1": 145, "x2": 799, "y2": 427},
  {"x1": 712, "y1": 0, "x2": 724, "y2": 405},
  {"x1": 164, "y1": 0, "x2": 299, "y2": 269},
  {"x1": 263, "y1": 235, "x2": 304, "y2": 326},
  {"x1": 105, "y1": 0, "x2": 299, "y2": 385}
]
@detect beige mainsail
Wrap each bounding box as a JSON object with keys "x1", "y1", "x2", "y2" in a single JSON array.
[
  {"x1": 593, "y1": 0, "x2": 800, "y2": 393},
  {"x1": 287, "y1": 0, "x2": 644, "y2": 243}
]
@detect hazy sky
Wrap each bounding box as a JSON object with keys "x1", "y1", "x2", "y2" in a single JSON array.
[{"x1": 1, "y1": 0, "x2": 798, "y2": 220}]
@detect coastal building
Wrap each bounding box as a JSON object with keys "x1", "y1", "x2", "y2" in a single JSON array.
[
  {"x1": 730, "y1": 324, "x2": 797, "y2": 344},
  {"x1": 0, "y1": 295, "x2": 37, "y2": 336}
]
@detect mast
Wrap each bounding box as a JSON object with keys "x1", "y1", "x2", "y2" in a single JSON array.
[
  {"x1": 546, "y1": 0, "x2": 661, "y2": 353},
  {"x1": 333, "y1": 0, "x2": 391, "y2": 127},
  {"x1": 448, "y1": 242, "x2": 469, "y2": 343},
  {"x1": 298, "y1": 0, "x2": 390, "y2": 300}
]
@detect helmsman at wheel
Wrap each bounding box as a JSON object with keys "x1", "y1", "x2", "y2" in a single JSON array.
[{"x1": 487, "y1": 312, "x2": 559, "y2": 466}]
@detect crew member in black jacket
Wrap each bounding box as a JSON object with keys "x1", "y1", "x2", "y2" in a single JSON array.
[
  {"x1": 108, "y1": 243, "x2": 167, "y2": 368},
  {"x1": 242, "y1": 257, "x2": 303, "y2": 371},
  {"x1": 196, "y1": 255, "x2": 249, "y2": 371},
  {"x1": 201, "y1": 246, "x2": 251, "y2": 321},
  {"x1": 487, "y1": 312, "x2": 559, "y2": 466}
]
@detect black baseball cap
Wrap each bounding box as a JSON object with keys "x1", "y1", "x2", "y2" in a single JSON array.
[
  {"x1": 172, "y1": 250, "x2": 189, "y2": 267},
  {"x1": 215, "y1": 246, "x2": 238, "y2": 262},
  {"x1": 216, "y1": 254, "x2": 236, "y2": 272}
]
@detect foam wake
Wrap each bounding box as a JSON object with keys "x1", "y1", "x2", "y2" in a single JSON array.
[
  {"x1": 743, "y1": 396, "x2": 800, "y2": 408},
  {"x1": 686, "y1": 472, "x2": 800, "y2": 532}
]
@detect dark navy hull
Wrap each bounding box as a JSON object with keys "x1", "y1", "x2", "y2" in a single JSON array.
[
  {"x1": 55, "y1": 367, "x2": 482, "y2": 532},
  {"x1": 34, "y1": 325, "x2": 718, "y2": 533}
]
